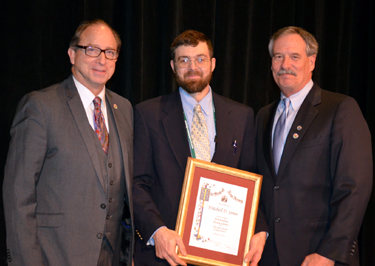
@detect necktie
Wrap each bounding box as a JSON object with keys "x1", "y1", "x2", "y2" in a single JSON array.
[
  {"x1": 93, "y1": 97, "x2": 109, "y2": 154},
  {"x1": 191, "y1": 104, "x2": 211, "y2": 162},
  {"x1": 273, "y1": 98, "x2": 290, "y2": 174}
]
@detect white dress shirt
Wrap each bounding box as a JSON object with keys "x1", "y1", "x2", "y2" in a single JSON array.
[{"x1": 73, "y1": 76, "x2": 109, "y2": 132}]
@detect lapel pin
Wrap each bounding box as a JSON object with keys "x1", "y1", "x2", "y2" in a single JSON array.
[
  {"x1": 293, "y1": 133, "x2": 299, "y2": 139},
  {"x1": 297, "y1": 125, "x2": 302, "y2": 131},
  {"x1": 113, "y1": 104, "x2": 118, "y2": 109}
]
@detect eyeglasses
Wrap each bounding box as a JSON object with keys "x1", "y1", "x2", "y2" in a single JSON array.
[
  {"x1": 175, "y1": 57, "x2": 210, "y2": 68},
  {"x1": 75, "y1": 45, "x2": 119, "y2": 60}
]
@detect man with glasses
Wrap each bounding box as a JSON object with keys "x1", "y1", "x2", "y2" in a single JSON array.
[
  {"x1": 3, "y1": 19, "x2": 134, "y2": 266},
  {"x1": 133, "y1": 30, "x2": 267, "y2": 266}
]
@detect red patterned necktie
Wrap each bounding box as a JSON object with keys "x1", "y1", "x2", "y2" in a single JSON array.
[{"x1": 93, "y1": 96, "x2": 109, "y2": 154}]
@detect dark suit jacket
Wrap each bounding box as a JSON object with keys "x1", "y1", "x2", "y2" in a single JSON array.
[
  {"x1": 3, "y1": 76, "x2": 134, "y2": 266},
  {"x1": 255, "y1": 84, "x2": 373, "y2": 266},
  {"x1": 133, "y1": 89, "x2": 256, "y2": 266}
]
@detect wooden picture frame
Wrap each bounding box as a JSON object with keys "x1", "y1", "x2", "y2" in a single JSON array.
[{"x1": 175, "y1": 157, "x2": 263, "y2": 266}]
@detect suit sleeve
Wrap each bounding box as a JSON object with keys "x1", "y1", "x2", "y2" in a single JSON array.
[
  {"x1": 316, "y1": 97, "x2": 373, "y2": 263},
  {"x1": 238, "y1": 107, "x2": 257, "y2": 172},
  {"x1": 3, "y1": 93, "x2": 46, "y2": 265},
  {"x1": 132, "y1": 105, "x2": 166, "y2": 245},
  {"x1": 254, "y1": 109, "x2": 270, "y2": 234}
]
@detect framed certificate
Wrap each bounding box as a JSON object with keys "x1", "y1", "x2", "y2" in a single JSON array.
[{"x1": 175, "y1": 157, "x2": 262, "y2": 266}]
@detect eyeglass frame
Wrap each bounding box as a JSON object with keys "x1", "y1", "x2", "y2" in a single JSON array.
[
  {"x1": 75, "y1": 45, "x2": 119, "y2": 60},
  {"x1": 174, "y1": 56, "x2": 211, "y2": 68}
]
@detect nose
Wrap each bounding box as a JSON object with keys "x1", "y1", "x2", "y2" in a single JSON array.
[
  {"x1": 281, "y1": 56, "x2": 291, "y2": 69},
  {"x1": 96, "y1": 51, "x2": 107, "y2": 64},
  {"x1": 188, "y1": 59, "x2": 199, "y2": 70}
]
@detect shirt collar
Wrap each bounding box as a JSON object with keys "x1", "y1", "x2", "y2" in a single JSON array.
[
  {"x1": 279, "y1": 79, "x2": 313, "y2": 112},
  {"x1": 179, "y1": 87, "x2": 213, "y2": 115},
  {"x1": 73, "y1": 76, "x2": 107, "y2": 110}
]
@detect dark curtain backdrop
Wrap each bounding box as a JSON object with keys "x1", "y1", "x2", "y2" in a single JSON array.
[{"x1": 1, "y1": 0, "x2": 374, "y2": 265}]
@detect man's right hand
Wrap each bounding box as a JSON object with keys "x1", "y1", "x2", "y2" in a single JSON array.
[{"x1": 153, "y1": 227, "x2": 187, "y2": 266}]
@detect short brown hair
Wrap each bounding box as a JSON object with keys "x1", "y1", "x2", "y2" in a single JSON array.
[
  {"x1": 170, "y1": 30, "x2": 213, "y2": 60},
  {"x1": 69, "y1": 19, "x2": 122, "y2": 51},
  {"x1": 269, "y1": 26, "x2": 318, "y2": 57}
]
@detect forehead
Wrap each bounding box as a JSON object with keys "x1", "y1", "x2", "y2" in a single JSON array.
[
  {"x1": 273, "y1": 33, "x2": 307, "y2": 54},
  {"x1": 174, "y1": 42, "x2": 210, "y2": 58},
  {"x1": 80, "y1": 24, "x2": 117, "y2": 49}
]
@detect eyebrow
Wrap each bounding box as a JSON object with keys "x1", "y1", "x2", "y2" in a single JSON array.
[
  {"x1": 177, "y1": 54, "x2": 208, "y2": 59},
  {"x1": 84, "y1": 44, "x2": 117, "y2": 50}
]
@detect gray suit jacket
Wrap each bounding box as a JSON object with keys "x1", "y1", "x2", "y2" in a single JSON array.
[{"x1": 3, "y1": 76, "x2": 134, "y2": 266}]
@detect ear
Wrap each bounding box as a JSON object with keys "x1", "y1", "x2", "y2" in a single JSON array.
[
  {"x1": 68, "y1": 48, "x2": 76, "y2": 65},
  {"x1": 309, "y1": 55, "x2": 316, "y2": 72},
  {"x1": 210, "y1": 57, "x2": 216, "y2": 72},
  {"x1": 170, "y1": 60, "x2": 175, "y2": 73}
]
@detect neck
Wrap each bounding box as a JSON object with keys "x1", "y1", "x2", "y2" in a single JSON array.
[
  {"x1": 89, "y1": 87, "x2": 105, "y2": 96},
  {"x1": 72, "y1": 69, "x2": 105, "y2": 96}
]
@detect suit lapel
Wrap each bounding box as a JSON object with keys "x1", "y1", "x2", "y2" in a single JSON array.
[
  {"x1": 277, "y1": 85, "x2": 321, "y2": 177},
  {"x1": 105, "y1": 91, "x2": 132, "y2": 200},
  {"x1": 65, "y1": 76, "x2": 106, "y2": 190},
  {"x1": 162, "y1": 90, "x2": 191, "y2": 172},
  {"x1": 263, "y1": 102, "x2": 279, "y2": 179},
  {"x1": 211, "y1": 93, "x2": 234, "y2": 164}
]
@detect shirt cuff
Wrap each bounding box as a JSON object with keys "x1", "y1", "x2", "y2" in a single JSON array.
[{"x1": 146, "y1": 226, "x2": 166, "y2": 246}]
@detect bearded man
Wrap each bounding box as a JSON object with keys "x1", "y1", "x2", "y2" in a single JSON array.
[{"x1": 132, "y1": 30, "x2": 265, "y2": 266}]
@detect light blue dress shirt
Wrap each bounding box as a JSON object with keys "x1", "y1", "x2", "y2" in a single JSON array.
[
  {"x1": 272, "y1": 79, "x2": 314, "y2": 152},
  {"x1": 179, "y1": 87, "x2": 216, "y2": 160}
]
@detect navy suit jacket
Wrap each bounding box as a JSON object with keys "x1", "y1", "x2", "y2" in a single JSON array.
[
  {"x1": 133, "y1": 89, "x2": 256, "y2": 266},
  {"x1": 256, "y1": 84, "x2": 373, "y2": 266}
]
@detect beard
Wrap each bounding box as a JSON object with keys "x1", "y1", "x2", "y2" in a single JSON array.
[{"x1": 175, "y1": 69, "x2": 213, "y2": 94}]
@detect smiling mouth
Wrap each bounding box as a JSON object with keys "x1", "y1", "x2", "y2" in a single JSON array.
[{"x1": 93, "y1": 69, "x2": 106, "y2": 73}]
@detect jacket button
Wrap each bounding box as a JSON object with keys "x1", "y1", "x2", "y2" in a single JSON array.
[
  {"x1": 108, "y1": 163, "x2": 112, "y2": 168},
  {"x1": 274, "y1": 186, "x2": 280, "y2": 190},
  {"x1": 109, "y1": 198, "x2": 113, "y2": 203},
  {"x1": 275, "y1": 217, "x2": 281, "y2": 223},
  {"x1": 110, "y1": 181, "x2": 114, "y2": 185},
  {"x1": 100, "y1": 204, "x2": 106, "y2": 209},
  {"x1": 97, "y1": 233, "x2": 102, "y2": 239},
  {"x1": 351, "y1": 249, "x2": 355, "y2": 253}
]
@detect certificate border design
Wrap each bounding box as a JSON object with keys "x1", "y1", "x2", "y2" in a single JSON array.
[{"x1": 175, "y1": 157, "x2": 263, "y2": 266}]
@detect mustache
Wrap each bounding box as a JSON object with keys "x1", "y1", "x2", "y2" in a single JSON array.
[
  {"x1": 277, "y1": 69, "x2": 297, "y2": 76},
  {"x1": 184, "y1": 70, "x2": 202, "y2": 78}
]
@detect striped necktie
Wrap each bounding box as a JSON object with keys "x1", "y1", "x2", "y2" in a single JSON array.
[
  {"x1": 273, "y1": 98, "x2": 290, "y2": 174},
  {"x1": 93, "y1": 96, "x2": 109, "y2": 154}
]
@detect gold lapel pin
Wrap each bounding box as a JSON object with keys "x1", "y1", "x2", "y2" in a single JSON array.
[
  {"x1": 297, "y1": 125, "x2": 302, "y2": 131},
  {"x1": 293, "y1": 133, "x2": 299, "y2": 139},
  {"x1": 113, "y1": 104, "x2": 118, "y2": 109}
]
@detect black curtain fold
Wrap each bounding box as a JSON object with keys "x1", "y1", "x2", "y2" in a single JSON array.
[{"x1": 1, "y1": 0, "x2": 374, "y2": 264}]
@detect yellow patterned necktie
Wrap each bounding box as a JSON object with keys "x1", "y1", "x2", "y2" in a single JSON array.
[{"x1": 191, "y1": 104, "x2": 211, "y2": 161}]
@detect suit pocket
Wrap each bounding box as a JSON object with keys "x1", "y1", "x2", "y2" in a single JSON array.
[
  {"x1": 36, "y1": 213, "x2": 64, "y2": 228},
  {"x1": 296, "y1": 135, "x2": 324, "y2": 150}
]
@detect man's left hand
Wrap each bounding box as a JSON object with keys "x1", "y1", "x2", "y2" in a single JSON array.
[
  {"x1": 301, "y1": 253, "x2": 334, "y2": 266},
  {"x1": 244, "y1": 231, "x2": 267, "y2": 265}
]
